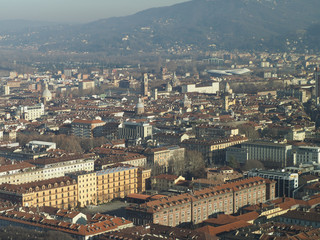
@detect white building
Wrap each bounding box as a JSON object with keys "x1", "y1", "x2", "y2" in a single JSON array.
[
  {"x1": 16, "y1": 103, "x2": 45, "y2": 120},
  {"x1": 26, "y1": 141, "x2": 57, "y2": 152},
  {"x1": 181, "y1": 82, "x2": 219, "y2": 94}
]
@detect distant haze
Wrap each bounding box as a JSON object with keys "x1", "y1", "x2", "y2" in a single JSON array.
[{"x1": 0, "y1": 0, "x2": 189, "y2": 23}]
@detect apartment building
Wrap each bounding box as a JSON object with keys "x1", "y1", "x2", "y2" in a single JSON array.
[
  {"x1": 153, "y1": 132, "x2": 189, "y2": 146},
  {"x1": 30, "y1": 154, "x2": 95, "y2": 180},
  {"x1": 71, "y1": 119, "x2": 106, "y2": 138},
  {"x1": 0, "y1": 176, "x2": 78, "y2": 209},
  {"x1": 126, "y1": 177, "x2": 274, "y2": 226},
  {"x1": 0, "y1": 154, "x2": 95, "y2": 185},
  {"x1": 67, "y1": 171, "x2": 97, "y2": 207},
  {"x1": 96, "y1": 165, "x2": 151, "y2": 204}
]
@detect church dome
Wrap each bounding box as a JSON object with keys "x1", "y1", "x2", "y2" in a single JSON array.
[{"x1": 42, "y1": 83, "x2": 52, "y2": 101}]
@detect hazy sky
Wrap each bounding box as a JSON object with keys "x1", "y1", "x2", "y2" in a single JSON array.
[{"x1": 0, "y1": 0, "x2": 189, "y2": 23}]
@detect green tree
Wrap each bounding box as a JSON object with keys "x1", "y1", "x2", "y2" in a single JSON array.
[{"x1": 227, "y1": 156, "x2": 240, "y2": 169}]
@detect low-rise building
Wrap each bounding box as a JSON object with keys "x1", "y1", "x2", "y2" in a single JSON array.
[{"x1": 151, "y1": 174, "x2": 185, "y2": 192}]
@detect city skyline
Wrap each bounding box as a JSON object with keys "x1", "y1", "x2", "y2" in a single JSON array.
[{"x1": 0, "y1": 0, "x2": 189, "y2": 23}]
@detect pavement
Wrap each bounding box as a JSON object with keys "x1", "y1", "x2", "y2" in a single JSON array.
[{"x1": 80, "y1": 200, "x2": 130, "y2": 218}]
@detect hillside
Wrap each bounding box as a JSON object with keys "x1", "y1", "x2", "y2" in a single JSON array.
[{"x1": 0, "y1": 0, "x2": 319, "y2": 54}]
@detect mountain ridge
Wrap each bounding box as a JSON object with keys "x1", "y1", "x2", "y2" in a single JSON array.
[{"x1": 0, "y1": 0, "x2": 319, "y2": 54}]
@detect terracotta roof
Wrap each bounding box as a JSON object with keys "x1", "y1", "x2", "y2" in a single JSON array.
[
  {"x1": 72, "y1": 119, "x2": 105, "y2": 124},
  {"x1": 153, "y1": 174, "x2": 179, "y2": 181},
  {"x1": 0, "y1": 176, "x2": 76, "y2": 194},
  {"x1": 0, "y1": 162, "x2": 35, "y2": 173},
  {"x1": 0, "y1": 209, "x2": 132, "y2": 237},
  {"x1": 127, "y1": 193, "x2": 151, "y2": 200},
  {"x1": 196, "y1": 220, "x2": 252, "y2": 236}
]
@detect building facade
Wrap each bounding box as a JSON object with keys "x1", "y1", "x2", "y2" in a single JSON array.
[
  {"x1": 16, "y1": 103, "x2": 45, "y2": 120},
  {"x1": 96, "y1": 165, "x2": 150, "y2": 203},
  {"x1": 182, "y1": 136, "x2": 248, "y2": 164},
  {"x1": 71, "y1": 119, "x2": 106, "y2": 138},
  {"x1": 126, "y1": 177, "x2": 274, "y2": 226},
  {"x1": 293, "y1": 146, "x2": 320, "y2": 165},
  {"x1": 68, "y1": 171, "x2": 97, "y2": 207},
  {"x1": 248, "y1": 169, "x2": 298, "y2": 198},
  {"x1": 0, "y1": 176, "x2": 78, "y2": 209},
  {"x1": 241, "y1": 141, "x2": 293, "y2": 168},
  {"x1": 118, "y1": 121, "x2": 152, "y2": 142}
]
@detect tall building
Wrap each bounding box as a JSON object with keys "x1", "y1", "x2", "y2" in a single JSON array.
[
  {"x1": 141, "y1": 73, "x2": 149, "y2": 96},
  {"x1": 3, "y1": 85, "x2": 10, "y2": 95},
  {"x1": 171, "y1": 72, "x2": 180, "y2": 87}
]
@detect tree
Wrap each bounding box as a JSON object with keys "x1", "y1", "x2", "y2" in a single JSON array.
[
  {"x1": 184, "y1": 150, "x2": 206, "y2": 180},
  {"x1": 167, "y1": 152, "x2": 185, "y2": 176},
  {"x1": 243, "y1": 159, "x2": 265, "y2": 171},
  {"x1": 227, "y1": 156, "x2": 240, "y2": 170},
  {"x1": 238, "y1": 124, "x2": 260, "y2": 140}
]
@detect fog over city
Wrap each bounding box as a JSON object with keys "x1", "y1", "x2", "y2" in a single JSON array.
[{"x1": 0, "y1": 0, "x2": 189, "y2": 23}]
